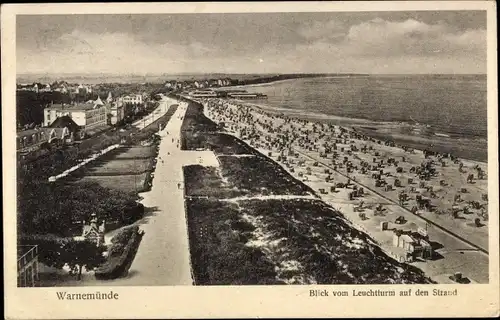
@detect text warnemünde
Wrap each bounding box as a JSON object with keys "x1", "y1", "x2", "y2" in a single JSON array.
[{"x1": 57, "y1": 291, "x2": 119, "y2": 300}]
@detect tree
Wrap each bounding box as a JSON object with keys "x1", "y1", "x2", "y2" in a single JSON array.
[
  {"x1": 63, "y1": 240, "x2": 106, "y2": 280},
  {"x1": 18, "y1": 234, "x2": 70, "y2": 269}
]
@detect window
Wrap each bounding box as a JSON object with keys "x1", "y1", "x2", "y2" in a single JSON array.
[{"x1": 47, "y1": 114, "x2": 50, "y2": 121}]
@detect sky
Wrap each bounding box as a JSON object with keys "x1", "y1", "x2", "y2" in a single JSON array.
[{"x1": 16, "y1": 11, "x2": 487, "y2": 75}]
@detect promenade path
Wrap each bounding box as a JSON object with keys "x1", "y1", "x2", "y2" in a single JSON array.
[
  {"x1": 103, "y1": 100, "x2": 218, "y2": 286},
  {"x1": 132, "y1": 96, "x2": 178, "y2": 129}
]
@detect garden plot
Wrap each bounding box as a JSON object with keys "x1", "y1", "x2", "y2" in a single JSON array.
[
  {"x1": 79, "y1": 173, "x2": 149, "y2": 194},
  {"x1": 86, "y1": 159, "x2": 153, "y2": 176}
]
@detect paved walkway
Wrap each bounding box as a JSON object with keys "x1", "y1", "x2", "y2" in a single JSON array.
[
  {"x1": 132, "y1": 96, "x2": 178, "y2": 129},
  {"x1": 108, "y1": 100, "x2": 217, "y2": 286}
]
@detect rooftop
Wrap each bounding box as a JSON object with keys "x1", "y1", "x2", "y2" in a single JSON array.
[
  {"x1": 46, "y1": 102, "x2": 106, "y2": 111},
  {"x1": 17, "y1": 127, "x2": 70, "y2": 139},
  {"x1": 17, "y1": 127, "x2": 52, "y2": 138},
  {"x1": 49, "y1": 115, "x2": 81, "y2": 131}
]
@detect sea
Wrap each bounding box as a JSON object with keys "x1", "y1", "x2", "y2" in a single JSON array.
[{"x1": 239, "y1": 75, "x2": 488, "y2": 162}]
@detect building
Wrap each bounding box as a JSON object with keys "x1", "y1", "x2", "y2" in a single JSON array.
[
  {"x1": 74, "y1": 84, "x2": 93, "y2": 94},
  {"x1": 108, "y1": 102, "x2": 125, "y2": 125},
  {"x1": 54, "y1": 84, "x2": 68, "y2": 94},
  {"x1": 227, "y1": 92, "x2": 267, "y2": 99},
  {"x1": 16, "y1": 127, "x2": 72, "y2": 152},
  {"x1": 120, "y1": 94, "x2": 143, "y2": 105},
  {"x1": 190, "y1": 90, "x2": 218, "y2": 98},
  {"x1": 106, "y1": 92, "x2": 113, "y2": 103},
  {"x1": 43, "y1": 99, "x2": 107, "y2": 130},
  {"x1": 79, "y1": 214, "x2": 105, "y2": 247},
  {"x1": 49, "y1": 115, "x2": 84, "y2": 140},
  {"x1": 18, "y1": 245, "x2": 39, "y2": 287},
  {"x1": 40, "y1": 84, "x2": 51, "y2": 92},
  {"x1": 17, "y1": 83, "x2": 40, "y2": 92}
]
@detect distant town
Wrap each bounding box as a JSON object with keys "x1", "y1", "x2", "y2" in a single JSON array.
[
  {"x1": 17, "y1": 76, "x2": 275, "y2": 154},
  {"x1": 19, "y1": 73, "x2": 364, "y2": 153}
]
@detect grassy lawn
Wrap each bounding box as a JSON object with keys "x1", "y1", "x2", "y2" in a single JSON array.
[
  {"x1": 183, "y1": 132, "x2": 260, "y2": 155},
  {"x1": 112, "y1": 146, "x2": 156, "y2": 159},
  {"x1": 181, "y1": 103, "x2": 217, "y2": 134},
  {"x1": 185, "y1": 197, "x2": 431, "y2": 284},
  {"x1": 78, "y1": 173, "x2": 149, "y2": 194},
  {"x1": 218, "y1": 155, "x2": 314, "y2": 196},
  {"x1": 184, "y1": 165, "x2": 244, "y2": 198},
  {"x1": 186, "y1": 197, "x2": 281, "y2": 285},
  {"x1": 184, "y1": 154, "x2": 315, "y2": 198},
  {"x1": 86, "y1": 159, "x2": 153, "y2": 175}
]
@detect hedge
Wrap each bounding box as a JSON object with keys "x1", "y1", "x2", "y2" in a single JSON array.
[{"x1": 94, "y1": 225, "x2": 145, "y2": 280}]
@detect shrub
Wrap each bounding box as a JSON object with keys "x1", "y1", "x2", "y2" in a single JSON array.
[{"x1": 95, "y1": 225, "x2": 144, "y2": 280}]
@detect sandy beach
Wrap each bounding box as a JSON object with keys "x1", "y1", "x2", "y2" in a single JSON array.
[
  {"x1": 200, "y1": 97, "x2": 489, "y2": 283},
  {"x1": 239, "y1": 99, "x2": 487, "y2": 162}
]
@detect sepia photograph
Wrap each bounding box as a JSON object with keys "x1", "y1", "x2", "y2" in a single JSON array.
[{"x1": 3, "y1": 1, "x2": 498, "y2": 319}]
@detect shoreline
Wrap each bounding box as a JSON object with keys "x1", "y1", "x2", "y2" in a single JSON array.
[
  {"x1": 232, "y1": 76, "x2": 487, "y2": 140},
  {"x1": 232, "y1": 99, "x2": 487, "y2": 163}
]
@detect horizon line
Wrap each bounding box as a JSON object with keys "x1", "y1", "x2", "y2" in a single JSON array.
[{"x1": 17, "y1": 72, "x2": 487, "y2": 77}]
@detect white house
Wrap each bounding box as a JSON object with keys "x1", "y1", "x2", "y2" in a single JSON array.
[
  {"x1": 43, "y1": 99, "x2": 107, "y2": 130},
  {"x1": 120, "y1": 94, "x2": 143, "y2": 105}
]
